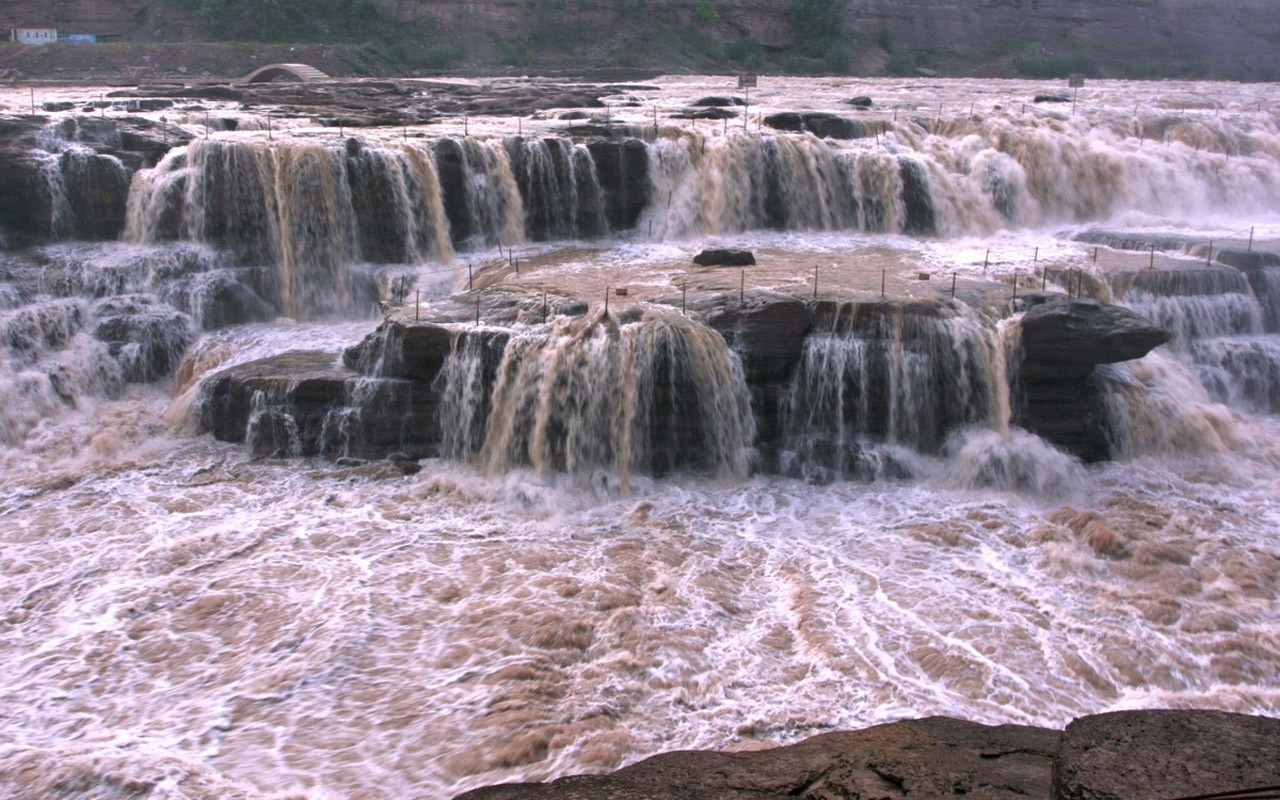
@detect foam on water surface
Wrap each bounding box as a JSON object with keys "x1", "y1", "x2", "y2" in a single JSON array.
[{"x1": 2, "y1": 75, "x2": 1280, "y2": 799}]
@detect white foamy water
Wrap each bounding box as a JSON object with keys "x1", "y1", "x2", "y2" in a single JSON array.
[
  {"x1": 3, "y1": 420, "x2": 1279, "y2": 799},
  {"x1": 2, "y1": 75, "x2": 1280, "y2": 799}
]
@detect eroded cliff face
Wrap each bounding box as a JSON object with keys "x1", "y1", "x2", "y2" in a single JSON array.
[
  {"x1": 390, "y1": 0, "x2": 1280, "y2": 77},
  {"x1": 0, "y1": 0, "x2": 1277, "y2": 78}
]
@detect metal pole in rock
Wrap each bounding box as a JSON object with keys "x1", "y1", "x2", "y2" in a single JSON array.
[
  {"x1": 1034, "y1": 246, "x2": 1039, "y2": 263},
  {"x1": 682, "y1": 284, "x2": 687, "y2": 314},
  {"x1": 813, "y1": 265, "x2": 818, "y2": 299},
  {"x1": 1094, "y1": 247, "x2": 1099, "y2": 263},
  {"x1": 984, "y1": 250, "x2": 989, "y2": 272},
  {"x1": 1250, "y1": 226, "x2": 1255, "y2": 252},
  {"x1": 881, "y1": 269, "x2": 886, "y2": 299},
  {"x1": 951, "y1": 272, "x2": 956, "y2": 300},
  {"x1": 415, "y1": 289, "x2": 420, "y2": 321},
  {"x1": 267, "y1": 114, "x2": 272, "y2": 141},
  {"x1": 605, "y1": 286, "x2": 610, "y2": 314},
  {"x1": 464, "y1": 116, "x2": 468, "y2": 136},
  {"x1": 30, "y1": 88, "x2": 35, "y2": 115},
  {"x1": 468, "y1": 262, "x2": 473, "y2": 291},
  {"x1": 1150, "y1": 245, "x2": 1155, "y2": 269}
]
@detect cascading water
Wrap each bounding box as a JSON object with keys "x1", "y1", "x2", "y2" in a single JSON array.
[
  {"x1": 6, "y1": 77, "x2": 1280, "y2": 800},
  {"x1": 437, "y1": 310, "x2": 756, "y2": 485},
  {"x1": 1106, "y1": 266, "x2": 1280, "y2": 453},
  {"x1": 779, "y1": 302, "x2": 1002, "y2": 482}
]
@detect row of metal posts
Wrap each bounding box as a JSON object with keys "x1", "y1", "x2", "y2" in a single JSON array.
[{"x1": 413, "y1": 223, "x2": 1263, "y2": 324}]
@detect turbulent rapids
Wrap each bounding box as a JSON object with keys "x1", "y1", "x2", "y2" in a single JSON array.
[{"x1": 1, "y1": 76, "x2": 1279, "y2": 799}]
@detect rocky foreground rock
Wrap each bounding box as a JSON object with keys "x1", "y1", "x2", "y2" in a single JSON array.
[{"x1": 455, "y1": 711, "x2": 1280, "y2": 800}]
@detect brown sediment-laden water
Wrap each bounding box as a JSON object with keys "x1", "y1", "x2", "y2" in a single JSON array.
[{"x1": 0, "y1": 76, "x2": 1278, "y2": 799}]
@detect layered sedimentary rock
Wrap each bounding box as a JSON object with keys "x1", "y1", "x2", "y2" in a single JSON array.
[
  {"x1": 453, "y1": 710, "x2": 1280, "y2": 800},
  {"x1": 198, "y1": 292, "x2": 1169, "y2": 472},
  {"x1": 1016, "y1": 297, "x2": 1170, "y2": 462}
]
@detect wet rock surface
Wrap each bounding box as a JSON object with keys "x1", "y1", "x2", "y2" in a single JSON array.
[
  {"x1": 693, "y1": 248, "x2": 756, "y2": 267},
  {"x1": 203, "y1": 292, "x2": 1171, "y2": 468},
  {"x1": 455, "y1": 711, "x2": 1279, "y2": 800},
  {"x1": 1019, "y1": 297, "x2": 1169, "y2": 373},
  {"x1": 1054, "y1": 711, "x2": 1280, "y2": 800},
  {"x1": 763, "y1": 112, "x2": 867, "y2": 140},
  {"x1": 1016, "y1": 296, "x2": 1170, "y2": 461}
]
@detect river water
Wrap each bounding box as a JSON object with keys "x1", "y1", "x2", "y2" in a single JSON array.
[{"x1": 1, "y1": 76, "x2": 1279, "y2": 799}]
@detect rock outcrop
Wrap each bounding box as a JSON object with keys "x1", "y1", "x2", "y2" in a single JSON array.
[
  {"x1": 1054, "y1": 710, "x2": 1280, "y2": 800},
  {"x1": 0, "y1": 115, "x2": 181, "y2": 245},
  {"x1": 1016, "y1": 296, "x2": 1170, "y2": 462},
  {"x1": 693, "y1": 248, "x2": 756, "y2": 267},
  {"x1": 198, "y1": 292, "x2": 1169, "y2": 470},
  {"x1": 454, "y1": 711, "x2": 1280, "y2": 800},
  {"x1": 763, "y1": 112, "x2": 867, "y2": 140}
]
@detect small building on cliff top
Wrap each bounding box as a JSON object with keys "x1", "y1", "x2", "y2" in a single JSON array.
[{"x1": 10, "y1": 26, "x2": 57, "y2": 45}]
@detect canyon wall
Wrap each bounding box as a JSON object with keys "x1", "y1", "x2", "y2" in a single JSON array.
[{"x1": 0, "y1": 1, "x2": 1277, "y2": 80}]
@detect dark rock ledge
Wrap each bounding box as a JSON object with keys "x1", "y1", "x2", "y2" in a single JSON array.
[
  {"x1": 454, "y1": 711, "x2": 1280, "y2": 800},
  {"x1": 198, "y1": 294, "x2": 1170, "y2": 465}
]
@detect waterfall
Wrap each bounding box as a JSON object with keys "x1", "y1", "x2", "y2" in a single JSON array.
[
  {"x1": 0, "y1": 296, "x2": 123, "y2": 446},
  {"x1": 37, "y1": 146, "x2": 131, "y2": 241},
  {"x1": 1108, "y1": 264, "x2": 1280, "y2": 454},
  {"x1": 126, "y1": 138, "x2": 466, "y2": 318},
  {"x1": 318, "y1": 377, "x2": 418, "y2": 460},
  {"x1": 245, "y1": 387, "x2": 303, "y2": 457},
  {"x1": 435, "y1": 311, "x2": 756, "y2": 484},
  {"x1": 779, "y1": 302, "x2": 1005, "y2": 482}
]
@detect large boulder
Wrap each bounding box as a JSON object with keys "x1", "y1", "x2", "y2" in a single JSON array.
[
  {"x1": 763, "y1": 112, "x2": 867, "y2": 140},
  {"x1": 690, "y1": 96, "x2": 745, "y2": 107},
  {"x1": 1017, "y1": 297, "x2": 1169, "y2": 461},
  {"x1": 693, "y1": 248, "x2": 755, "y2": 267},
  {"x1": 1020, "y1": 297, "x2": 1169, "y2": 378}
]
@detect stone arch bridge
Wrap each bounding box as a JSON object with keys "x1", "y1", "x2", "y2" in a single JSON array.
[{"x1": 238, "y1": 63, "x2": 331, "y2": 84}]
